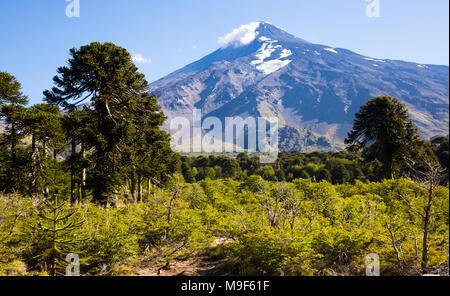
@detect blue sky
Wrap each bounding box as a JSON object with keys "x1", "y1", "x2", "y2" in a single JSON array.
[{"x1": 0, "y1": 0, "x2": 448, "y2": 105}]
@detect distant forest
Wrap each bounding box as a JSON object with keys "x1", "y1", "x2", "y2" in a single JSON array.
[{"x1": 179, "y1": 137, "x2": 448, "y2": 184}]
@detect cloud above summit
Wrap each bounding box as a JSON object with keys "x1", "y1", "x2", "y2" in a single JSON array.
[{"x1": 218, "y1": 22, "x2": 261, "y2": 48}]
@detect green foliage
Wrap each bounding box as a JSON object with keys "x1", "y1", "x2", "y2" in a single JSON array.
[
  {"x1": 0, "y1": 72, "x2": 28, "y2": 106},
  {"x1": 232, "y1": 227, "x2": 314, "y2": 275},
  {"x1": 0, "y1": 194, "x2": 33, "y2": 275},
  {"x1": 75, "y1": 204, "x2": 140, "y2": 274},
  {"x1": 0, "y1": 176, "x2": 448, "y2": 276},
  {"x1": 27, "y1": 196, "x2": 84, "y2": 276}
]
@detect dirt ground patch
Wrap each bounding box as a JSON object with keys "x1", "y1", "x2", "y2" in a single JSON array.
[{"x1": 134, "y1": 256, "x2": 228, "y2": 276}]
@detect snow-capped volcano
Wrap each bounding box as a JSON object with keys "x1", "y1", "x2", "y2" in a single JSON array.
[
  {"x1": 219, "y1": 21, "x2": 309, "y2": 47},
  {"x1": 149, "y1": 22, "x2": 449, "y2": 151},
  {"x1": 218, "y1": 22, "x2": 308, "y2": 75}
]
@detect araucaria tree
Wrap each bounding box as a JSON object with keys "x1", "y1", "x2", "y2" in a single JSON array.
[
  {"x1": 121, "y1": 93, "x2": 180, "y2": 203},
  {"x1": 44, "y1": 42, "x2": 176, "y2": 204},
  {"x1": 63, "y1": 109, "x2": 93, "y2": 205},
  {"x1": 345, "y1": 96, "x2": 423, "y2": 179},
  {"x1": 30, "y1": 196, "x2": 83, "y2": 276},
  {"x1": 19, "y1": 104, "x2": 64, "y2": 197},
  {"x1": 0, "y1": 72, "x2": 29, "y2": 192}
]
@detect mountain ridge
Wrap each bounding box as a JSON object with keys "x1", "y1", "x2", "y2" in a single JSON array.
[{"x1": 149, "y1": 22, "x2": 449, "y2": 152}]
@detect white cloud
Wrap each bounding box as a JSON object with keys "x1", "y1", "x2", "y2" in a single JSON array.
[
  {"x1": 131, "y1": 52, "x2": 151, "y2": 64},
  {"x1": 218, "y1": 22, "x2": 261, "y2": 48}
]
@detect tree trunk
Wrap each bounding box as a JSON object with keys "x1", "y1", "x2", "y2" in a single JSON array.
[
  {"x1": 7, "y1": 121, "x2": 17, "y2": 190},
  {"x1": 81, "y1": 144, "x2": 86, "y2": 201},
  {"x1": 137, "y1": 173, "x2": 142, "y2": 203},
  {"x1": 42, "y1": 141, "x2": 49, "y2": 198},
  {"x1": 167, "y1": 190, "x2": 178, "y2": 224},
  {"x1": 421, "y1": 184, "x2": 433, "y2": 272},
  {"x1": 130, "y1": 173, "x2": 136, "y2": 203},
  {"x1": 386, "y1": 223, "x2": 402, "y2": 269},
  {"x1": 414, "y1": 236, "x2": 419, "y2": 260},
  {"x1": 30, "y1": 134, "x2": 38, "y2": 197},
  {"x1": 422, "y1": 216, "x2": 430, "y2": 272},
  {"x1": 70, "y1": 141, "x2": 76, "y2": 206},
  {"x1": 10, "y1": 122, "x2": 16, "y2": 162},
  {"x1": 77, "y1": 182, "x2": 81, "y2": 205}
]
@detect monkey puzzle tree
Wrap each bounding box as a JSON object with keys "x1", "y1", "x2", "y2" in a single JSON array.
[
  {"x1": 30, "y1": 196, "x2": 84, "y2": 276},
  {"x1": 345, "y1": 96, "x2": 423, "y2": 179},
  {"x1": 0, "y1": 71, "x2": 28, "y2": 110},
  {"x1": 0, "y1": 72, "x2": 29, "y2": 192},
  {"x1": 44, "y1": 42, "x2": 175, "y2": 205},
  {"x1": 121, "y1": 94, "x2": 180, "y2": 203},
  {"x1": 17, "y1": 104, "x2": 64, "y2": 197},
  {"x1": 63, "y1": 109, "x2": 96, "y2": 205}
]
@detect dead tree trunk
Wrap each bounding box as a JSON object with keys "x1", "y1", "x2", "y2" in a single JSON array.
[
  {"x1": 421, "y1": 183, "x2": 434, "y2": 272},
  {"x1": 406, "y1": 160, "x2": 446, "y2": 273},
  {"x1": 386, "y1": 222, "x2": 403, "y2": 269}
]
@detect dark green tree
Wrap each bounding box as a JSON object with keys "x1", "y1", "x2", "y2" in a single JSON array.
[
  {"x1": 345, "y1": 96, "x2": 422, "y2": 179},
  {"x1": 44, "y1": 42, "x2": 174, "y2": 205},
  {"x1": 430, "y1": 137, "x2": 449, "y2": 172},
  {"x1": 0, "y1": 72, "x2": 29, "y2": 192},
  {"x1": 63, "y1": 109, "x2": 95, "y2": 204},
  {"x1": 18, "y1": 104, "x2": 64, "y2": 197},
  {"x1": 316, "y1": 168, "x2": 332, "y2": 183},
  {"x1": 122, "y1": 94, "x2": 180, "y2": 202},
  {"x1": 218, "y1": 156, "x2": 241, "y2": 179}
]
